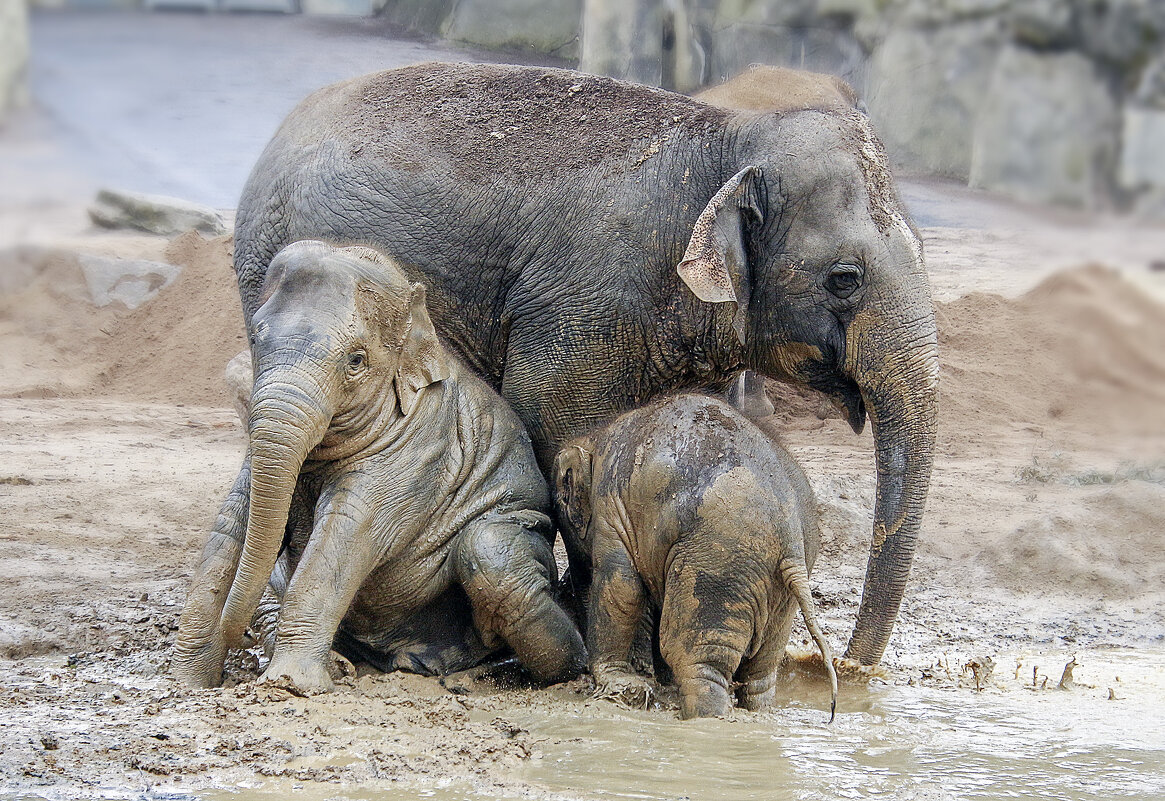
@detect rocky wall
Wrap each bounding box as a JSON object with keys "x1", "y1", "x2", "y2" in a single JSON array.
[{"x1": 0, "y1": 0, "x2": 30, "y2": 121}]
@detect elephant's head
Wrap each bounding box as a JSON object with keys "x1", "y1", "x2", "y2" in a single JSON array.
[
  {"x1": 678, "y1": 110, "x2": 939, "y2": 665},
  {"x1": 551, "y1": 440, "x2": 596, "y2": 582},
  {"x1": 218, "y1": 240, "x2": 448, "y2": 649}
]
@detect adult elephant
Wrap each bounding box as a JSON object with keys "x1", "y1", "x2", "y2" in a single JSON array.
[{"x1": 232, "y1": 62, "x2": 938, "y2": 666}]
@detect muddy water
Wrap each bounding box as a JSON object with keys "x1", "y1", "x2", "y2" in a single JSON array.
[
  {"x1": 4, "y1": 649, "x2": 1163, "y2": 801},
  {"x1": 516, "y1": 648, "x2": 1165, "y2": 801}
]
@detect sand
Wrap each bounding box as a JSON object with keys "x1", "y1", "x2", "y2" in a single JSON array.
[{"x1": 1, "y1": 221, "x2": 1163, "y2": 797}]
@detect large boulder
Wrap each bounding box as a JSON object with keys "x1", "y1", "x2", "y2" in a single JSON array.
[
  {"x1": 969, "y1": 45, "x2": 1120, "y2": 210},
  {"x1": 0, "y1": 0, "x2": 29, "y2": 119},
  {"x1": 88, "y1": 189, "x2": 228, "y2": 238},
  {"x1": 78, "y1": 254, "x2": 182, "y2": 311},
  {"x1": 865, "y1": 20, "x2": 1003, "y2": 178},
  {"x1": 444, "y1": 0, "x2": 582, "y2": 59}
]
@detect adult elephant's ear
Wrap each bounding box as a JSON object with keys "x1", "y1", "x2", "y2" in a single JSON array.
[
  {"x1": 677, "y1": 165, "x2": 763, "y2": 345},
  {"x1": 553, "y1": 444, "x2": 594, "y2": 537},
  {"x1": 395, "y1": 283, "x2": 449, "y2": 415}
]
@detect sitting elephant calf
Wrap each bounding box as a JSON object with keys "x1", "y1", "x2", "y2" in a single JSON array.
[
  {"x1": 553, "y1": 394, "x2": 837, "y2": 719},
  {"x1": 175, "y1": 240, "x2": 586, "y2": 692}
]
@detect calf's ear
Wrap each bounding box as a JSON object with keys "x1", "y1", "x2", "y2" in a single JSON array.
[
  {"x1": 553, "y1": 444, "x2": 594, "y2": 537},
  {"x1": 677, "y1": 165, "x2": 763, "y2": 345},
  {"x1": 394, "y1": 283, "x2": 449, "y2": 415}
]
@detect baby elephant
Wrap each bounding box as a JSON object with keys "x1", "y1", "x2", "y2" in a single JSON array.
[
  {"x1": 553, "y1": 394, "x2": 837, "y2": 719},
  {"x1": 176, "y1": 240, "x2": 585, "y2": 692}
]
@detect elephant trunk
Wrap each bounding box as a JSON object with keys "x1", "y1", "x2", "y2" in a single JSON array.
[
  {"x1": 219, "y1": 373, "x2": 331, "y2": 649},
  {"x1": 844, "y1": 299, "x2": 939, "y2": 666}
]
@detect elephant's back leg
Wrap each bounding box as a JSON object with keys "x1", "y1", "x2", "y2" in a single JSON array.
[
  {"x1": 733, "y1": 590, "x2": 798, "y2": 712},
  {"x1": 658, "y1": 558, "x2": 757, "y2": 719}
]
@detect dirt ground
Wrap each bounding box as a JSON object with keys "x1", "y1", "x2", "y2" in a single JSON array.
[{"x1": 1, "y1": 197, "x2": 1163, "y2": 797}]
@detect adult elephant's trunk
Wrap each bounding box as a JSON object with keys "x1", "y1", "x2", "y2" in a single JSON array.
[
  {"x1": 219, "y1": 373, "x2": 330, "y2": 649},
  {"x1": 843, "y1": 291, "x2": 939, "y2": 666}
]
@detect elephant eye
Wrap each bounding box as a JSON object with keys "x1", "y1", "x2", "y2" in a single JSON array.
[
  {"x1": 825, "y1": 263, "x2": 863, "y2": 299},
  {"x1": 346, "y1": 350, "x2": 367, "y2": 375}
]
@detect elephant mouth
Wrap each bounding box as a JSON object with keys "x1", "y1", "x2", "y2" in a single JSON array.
[{"x1": 811, "y1": 373, "x2": 867, "y2": 434}]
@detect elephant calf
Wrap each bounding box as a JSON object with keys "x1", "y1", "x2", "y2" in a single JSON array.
[
  {"x1": 553, "y1": 394, "x2": 837, "y2": 719},
  {"x1": 175, "y1": 240, "x2": 585, "y2": 693}
]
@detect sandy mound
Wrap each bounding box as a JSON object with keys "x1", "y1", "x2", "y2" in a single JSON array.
[
  {"x1": 937, "y1": 263, "x2": 1165, "y2": 437},
  {"x1": 0, "y1": 232, "x2": 246, "y2": 405},
  {"x1": 980, "y1": 478, "x2": 1165, "y2": 597},
  {"x1": 4, "y1": 242, "x2": 1165, "y2": 437}
]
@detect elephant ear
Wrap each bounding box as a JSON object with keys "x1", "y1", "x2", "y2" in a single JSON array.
[
  {"x1": 553, "y1": 443, "x2": 594, "y2": 539},
  {"x1": 394, "y1": 283, "x2": 449, "y2": 416},
  {"x1": 677, "y1": 165, "x2": 763, "y2": 345}
]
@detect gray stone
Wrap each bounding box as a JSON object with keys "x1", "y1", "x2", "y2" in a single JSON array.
[
  {"x1": 579, "y1": 0, "x2": 667, "y2": 86},
  {"x1": 1075, "y1": 0, "x2": 1165, "y2": 69},
  {"x1": 1009, "y1": 0, "x2": 1076, "y2": 47},
  {"x1": 300, "y1": 0, "x2": 387, "y2": 14},
  {"x1": 77, "y1": 255, "x2": 182, "y2": 311},
  {"x1": 444, "y1": 0, "x2": 582, "y2": 58},
  {"x1": 866, "y1": 20, "x2": 1004, "y2": 179},
  {"x1": 1133, "y1": 54, "x2": 1165, "y2": 109},
  {"x1": 88, "y1": 189, "x2": 227, "y2": 238},
  {"x1": 881, "y1": 0, "x2": 1013, "y2": 25},
  {"x1": 0, "y1": 0, "x2": 29, "y2": 118},
  {"x1": 1119, "y1": 107, "x2": 1165, "y2": 190},
  {"x1": 379, "y1": 0, "x2": 457, "y2": 35},
  {"x1": 970, "y1": 45, "x2": 1119, "y2": 209},
  {"x1": 714, "y1": 0, "x2": 821, "y2": 28}
]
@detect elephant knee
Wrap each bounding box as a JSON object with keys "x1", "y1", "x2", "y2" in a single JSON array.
[{"x1": 456, "y1": 521, "x2": 585, "y2": 684}]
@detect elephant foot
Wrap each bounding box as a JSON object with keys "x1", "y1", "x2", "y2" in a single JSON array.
[
  {"x1": 172, "y1": 631, "x2": 228, "y2": 689},
  {"x1": 261, "y1": 652, "x2": 349, "y2": 696},
  {"x1": 593, "y1": 669, "x2": 655, "y2": 711}
]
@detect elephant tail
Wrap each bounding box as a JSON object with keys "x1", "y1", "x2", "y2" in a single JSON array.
[{"x1": 780, "y1": 559, "x2": 838, "y2": 723}]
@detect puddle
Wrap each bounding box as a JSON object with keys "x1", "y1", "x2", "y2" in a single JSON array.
[{"x1": 516, "y1": 647, "x2": 1165, "y2": 801}]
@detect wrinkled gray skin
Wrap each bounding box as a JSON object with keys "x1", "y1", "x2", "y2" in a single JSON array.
[
  {"x1": 175, "y1": 241, "x2": 586, "y2": 692},
  {"x1": 554, "y1": 394, "x2": 838, "y2": 720},
  {"x1": 232, "y1": 62, "x2": 939, "y2": 666}
]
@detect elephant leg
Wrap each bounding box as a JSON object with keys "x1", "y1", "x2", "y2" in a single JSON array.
[
  {"x1": 586, "y1": 530, "x2": 655, "y2": 707},
  {"x1": 735, "y1": 597, "x2": 797, "y2": 712},
  {"x1": 659, "y1": 559, "x2": 753, "y2": 719},
  {"x1": 174, "y1": 458, "x2": 251, "y2": 688},
  {"x1": 262, "y1": 505, "x2": 377, "y2": 695},
  {"x1": 454, "y1": 514, "x2": 587, "y2": 685}
]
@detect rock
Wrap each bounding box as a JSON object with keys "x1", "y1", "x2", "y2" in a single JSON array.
[
  {"x1": 579, "y1": 0, "x2": 668, "y2": 87},
  {"x1": 881, "y1": 0, "x2": 1012, "y2": 26},
  {"x1": 299, "y1": 0, "x2": 386, "y2": 14},
  {"x1": 1009, "y1": 0, "x2": 1077, "y2": 48},
  {"x1": 1119, "y1": 107, "x2": 1165, "y2": 218},
  {"x1": 866, "y1": 20, "x2": 1004, "y2": 178},
  {"x1": 444, "y1": 0, "x2": 582, "y2": 58},
  {"x1": 88, "y1": 189, "x2": 227, "y2": 237},
  {"x1": 1133, "y1": 54, "x2": 1165, "y2": 109},
  {"x1": 1075, "y1": 0, "x2": 1165, "y2": 69},
  {"x1": 714, "y1": 0, "x2": 821, "y2": 28},
  {"x1": 379, "y1": 0, "x2": 456, "y2": 35},
  {"x1": 969, "y1": 44, "x2": 1119, "y2": 209},
  {"x1": 0, "y1": 0, "x2": 29, "y2": 118},
  {"x1": 78, "y1": 255, "x2": 182, "y2": 311}
]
